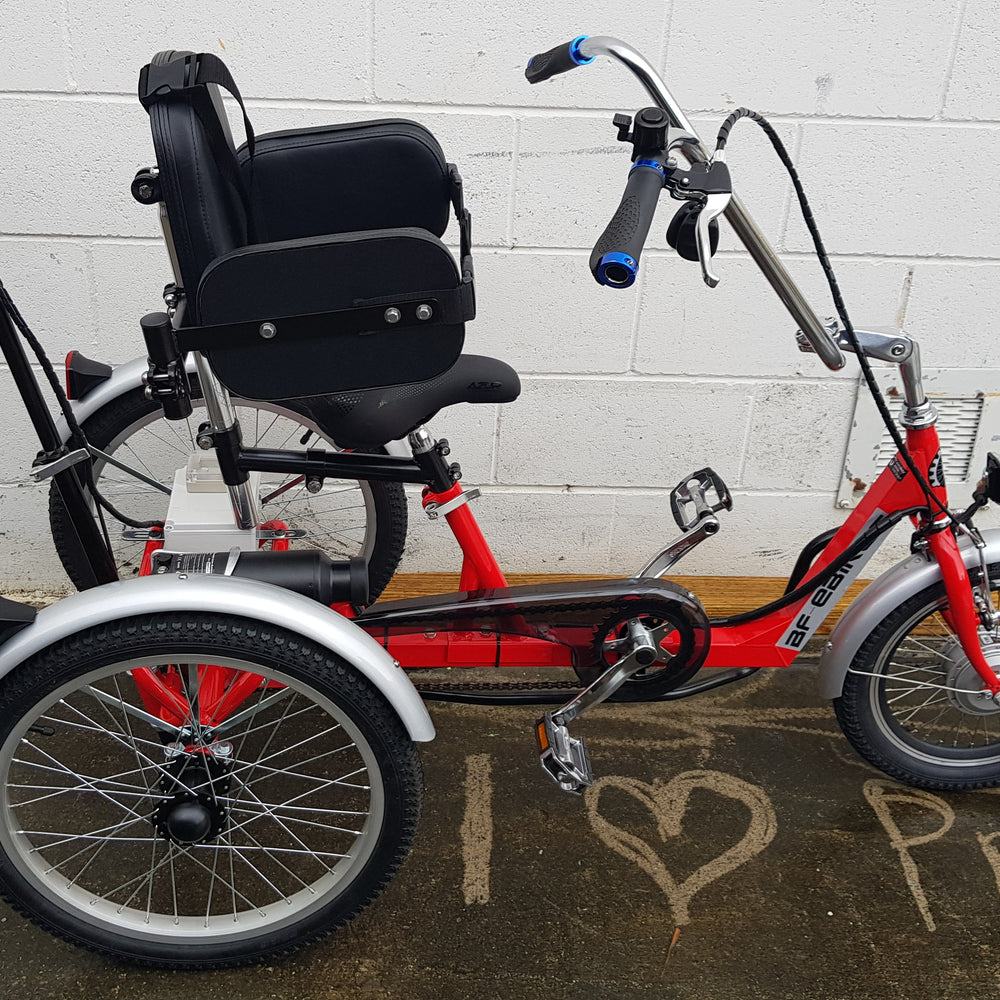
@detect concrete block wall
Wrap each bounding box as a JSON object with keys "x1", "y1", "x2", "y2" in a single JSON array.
[{"x1": 1, "y1": 1, "x2": 998, "y2": 589}]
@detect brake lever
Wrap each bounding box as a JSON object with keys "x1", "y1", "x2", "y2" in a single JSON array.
[{"x1": 668, "y1": 154, "x2": 732, "y2": 288}]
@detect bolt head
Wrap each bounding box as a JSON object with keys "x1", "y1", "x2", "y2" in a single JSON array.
[
  {"x1": 138, "y1": 183, "x2": 154, "y2": 200},
  {"x1": 259, "y1": 322, "x2": 277, "y2": 339},
  {"x1": 197, "y1": 435, "x2": 213, "y2": 450},
  {"x1": 384, "y1": 307, "x2": 401, "y2": 324},
  {"x1": 306, "y1": 477, "x2": 323, "y2": 494},
  {"x1": 416, "y1": 303, "x2": 433, "y2": 321}
]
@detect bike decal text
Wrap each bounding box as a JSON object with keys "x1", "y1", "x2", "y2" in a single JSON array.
[{"x1": 776, "y1": 510, "x2": 887, "y2": 651}]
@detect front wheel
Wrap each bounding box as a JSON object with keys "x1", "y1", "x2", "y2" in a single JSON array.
[
  {"x1": 0, "y1": 612, "x2": 422, "y2": 968},
  {"x1": 834, "y1": 562, "x2": 1000, "y2": 790}
]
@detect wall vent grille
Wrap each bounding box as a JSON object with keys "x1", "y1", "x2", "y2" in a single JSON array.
[{"x1": 837, "y1": 369, "x2": 1000, "y2": 508}]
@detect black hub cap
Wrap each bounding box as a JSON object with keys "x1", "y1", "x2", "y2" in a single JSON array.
[{"x1": 152, "y1": 753, "x2": 231, "y2": 845}]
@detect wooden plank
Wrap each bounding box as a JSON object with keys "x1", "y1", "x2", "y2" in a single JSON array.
[{"x1": 376, "y1": 573, "x2": 869, "y2": 633}]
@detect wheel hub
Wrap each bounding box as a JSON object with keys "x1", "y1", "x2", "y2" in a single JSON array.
[
  {"x1": 941, "y1": 636, "x2": 1000, "y2": 716},
  {"x1": 152, "y1": 751, "x2": 232, "y2": 845}
]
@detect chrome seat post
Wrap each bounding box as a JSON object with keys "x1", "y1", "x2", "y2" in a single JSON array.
[{"x1": 191, "y1": 351, "x2": 260, "y2": 530}]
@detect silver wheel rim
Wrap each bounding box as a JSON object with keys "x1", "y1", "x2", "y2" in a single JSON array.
[
  {"x1": 865, "y1": 595, "x2": 1000, "y2": 767},
  {"x1": 90, "y1": 400, "x2": 378, "y2": 576},
  {"x1": 0, "y1": 655, "x2": 385, "y2": 945}
]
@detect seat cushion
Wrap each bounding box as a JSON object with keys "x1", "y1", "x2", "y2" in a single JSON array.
[{"x1": 195, "y1": 229, "x2": 466, "y2": 399}]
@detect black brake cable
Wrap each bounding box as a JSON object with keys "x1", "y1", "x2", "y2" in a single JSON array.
[
  {"x1": 0, "y1": 280, "x2": 161, "y2": 531},
  {"x1": 715, "y1": 109, "x2": 950, "y2": 524}
]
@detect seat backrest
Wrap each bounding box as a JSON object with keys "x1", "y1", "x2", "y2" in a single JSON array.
[{"x1": 144, "y1": 51, "x2": 250, "y2": 320}]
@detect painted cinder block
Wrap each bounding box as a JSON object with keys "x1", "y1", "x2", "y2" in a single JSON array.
[
  {"x1": 0, "y1": 9, "x2": 72, "y2": 92},
  {"x1": 635, "y1": 255, "x2": 911, "y2": 379},
  {"x1": 495, "y1": 377, "x2": 753, "y2": 488},
  {"x1": 374, "y1": 2, "x2": 666, "y2": 108},
  {"x1": 67, "y1": 5, "x2": 371, "y2": 101},
  {"x1": 0, "y1": 1, "x2": 997, "y2": 588},
  {"x1": 788, "y1": 122, "x2": 1000, "y2": 258},
  {"x1": 470, "y1": 251, "x2": 635, "y2": 373},
  {"x1": 665, "y1": 0, "x2": 958, "y2": 118},
  {"x1": 88, "y1": 240, "x2": 173, "y2": 360},
  {"x1": 0, "y1": 240, "x2": 95, "y2": 358},
  {"x1": 943, "y1": 0, "x2": 1000, "y2": 120},
  {"x1": 0, "y1": 99, "x2": 155, "y2": 239},
  {"x1": 900, "y1": 262, "x2": 1000, "y2": 366}
]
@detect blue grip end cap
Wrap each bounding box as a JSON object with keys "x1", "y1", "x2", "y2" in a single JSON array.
[
  {"x1": 597, "y1": 252, "x2": 638, "y2": 288},
  {"x1": 570, "y1": 36, "x2": 595, "y2": 65}
]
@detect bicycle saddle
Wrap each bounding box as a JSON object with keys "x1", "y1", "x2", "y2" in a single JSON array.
[{"x1": 284, "y1": 354, "x2": 520, "y2": 449}]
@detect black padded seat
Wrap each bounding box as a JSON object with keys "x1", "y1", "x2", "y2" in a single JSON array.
[
  {"x1": 286, "y1": 355, "x2": 520, "y2": 449},
  {"x1": 140, "y1": 50, "x2": 477, "y2": 404}
]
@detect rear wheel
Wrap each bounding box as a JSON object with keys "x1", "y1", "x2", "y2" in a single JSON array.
[
  {"x1": 48, "y1": 386, "x2": 407, "y2": 599},
  {"x1": 834, "y1": 563, "x2": 1000, "y2": 789},
  {"x1": 0, "y1": 612, "x2": 422, "y2": 968}
]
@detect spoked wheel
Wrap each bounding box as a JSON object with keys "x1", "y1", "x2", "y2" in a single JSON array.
[
  {"x1": 835, "y1": 563, "x2": 1000, "y2": 789},
  {"x1": 599, "y1": 603, "x2": 704, "y2": 702},
  {"x1": 0, "y1": 613, "x2": 422, "y2": 968},
  {"x1": 48, "y1": 385, "x2": 407, "y2": 599}
]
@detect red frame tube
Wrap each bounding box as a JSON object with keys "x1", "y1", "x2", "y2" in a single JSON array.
[{"x1": 382, "y1": 423, "x2": 999, "y2": 692}]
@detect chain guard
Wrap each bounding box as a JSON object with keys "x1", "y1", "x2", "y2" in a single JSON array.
[{"x1": 359, "y1": 576, "x2": 710, "y2": 687}]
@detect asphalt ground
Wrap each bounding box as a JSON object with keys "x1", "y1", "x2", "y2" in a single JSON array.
[{"x1": 2, "y1": 657, "x2": 999, "y2": 999}]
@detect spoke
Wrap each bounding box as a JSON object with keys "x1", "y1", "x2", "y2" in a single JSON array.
[
  {"x1": 228, "y1": 783, "x2": 344, "y2": 877},
  {"x1": 16, "y1": 740, "x2": 150, "y2": 824},
  {"x1": 228, "y1": 800, "x2": 367, "y2": 819},
  {"x1": 227, "y1": 726, "x2": 353, "y2": 783},
  {"x1": 193, "y1": 842, "x2": 351, "y2": 860},
  {"x1": 229, "y1": 805, "x2": 363, "y2": 838},
  {"x1": 900, "y1": 636, "x2": 953, "y2": 661},
  {"x1": 211, "y1": 686, "x2": 294, "y2": 736},
  {"x1": 26, "y1": 814, "x2": 153, "y2": 860},
  {"x1": 10, "y1": 781, "x2": 156, "y2": 810},
  {"x1": 238, "y1": 741, "x2": 357, "y2": 787},
  {"x1": 36, "y1": 711, "x2": 176, "y2": 750},
  {"x1": 51, "y1": 700, "x2": 205, "y2": 798},
  {"x1": 112, "y1": 674, "x2": 159, "y2": 797}
]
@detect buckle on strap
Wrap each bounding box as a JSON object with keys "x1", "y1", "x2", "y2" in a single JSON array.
[{"x1": 138, "y1": 56, "x2": 196, "y2": 110}]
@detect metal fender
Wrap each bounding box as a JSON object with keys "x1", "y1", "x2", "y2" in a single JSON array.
[
  {"x1": 56, "y1": 354, "x2": 413, "y2": 455},
  {"x1": 0, "y1": 574, "x2": 435, "y2": 742},
  {"x1": 818, "y1": 527, "x2": 1000, "y2": 700}
]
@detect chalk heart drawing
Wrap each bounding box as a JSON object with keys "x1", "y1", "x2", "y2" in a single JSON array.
[{"x1": 585, "y1": 769, "x2": 778, "y2": 925}]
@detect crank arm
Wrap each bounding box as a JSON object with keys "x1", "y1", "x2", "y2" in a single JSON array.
[
  {"x1": 637, "y1": 515, "x2": 720, "y2": 578},
  {"x1": 554, "y1": 618, "x2": 665, "y2": 726}
]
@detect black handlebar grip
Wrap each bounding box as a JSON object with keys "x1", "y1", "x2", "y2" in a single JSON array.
[
  {"x1": 525, "y1": 36, "x2": 594, "y2": 83},
  {"x1": 589, "y1": 161, "x2": 666, "y2": 288}
]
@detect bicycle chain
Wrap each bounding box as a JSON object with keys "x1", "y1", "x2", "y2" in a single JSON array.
[{"x1": 410, "y1": 677, "x2": 581, "y2": 694}]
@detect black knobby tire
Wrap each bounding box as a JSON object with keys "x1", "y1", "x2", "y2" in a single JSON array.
[
  {"x1": 48, "y1": 385, "x2": 407, "y2": 599},
  {"x1": 0, "y1": 612, "x2": 423, "y2": 968},
  {"x1": 834, "y1": 562, "x2": 1000, "y2": 790}
]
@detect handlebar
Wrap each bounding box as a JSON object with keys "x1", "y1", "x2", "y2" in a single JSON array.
[
  {"x1": 524, "y1": 36, "x2": 594, "y2": 84},
  {"x1": 589, "y1": 159, "x2": 666, "y2": 288},
  {"x1": 525, "y1": 35, "x2": 846, "y2": 371}
]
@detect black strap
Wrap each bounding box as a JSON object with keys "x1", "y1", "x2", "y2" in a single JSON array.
[
  {"x1": 139, "y1": 52, "x2": 257, "y2": 228},
  {"x1": 139, "y1": 52, "x2": 255, "y2": 159},
  {"x1": 176, "y1": 291, "x2": 469, "y2": 355}
]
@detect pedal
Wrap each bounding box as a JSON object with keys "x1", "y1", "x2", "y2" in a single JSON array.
[
  {"x1": 536, "y1": 713, "x2": 593, "y2": 794},
  {"x1": 670, "y1": 467, "x2": 732, "y2": 532}
]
